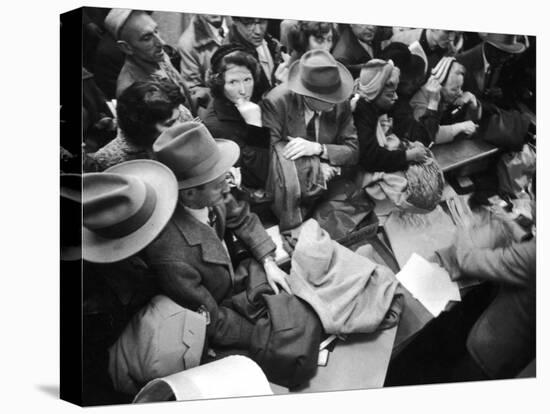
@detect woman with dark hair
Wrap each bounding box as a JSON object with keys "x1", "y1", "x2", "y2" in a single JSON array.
[
  {"x1": 202, "y1": 44, "x2": 272, "y2": 189},
  {"x1": 287, "y1": 21, "x2": 337, "y2": 63},
  {"x1": 86, "y1": 79, "x2": 190, "y2": 171}
]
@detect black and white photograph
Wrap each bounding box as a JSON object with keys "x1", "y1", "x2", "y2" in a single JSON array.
[{"x1": 12, "y1": 0, "x2": 542, "y2": 412}]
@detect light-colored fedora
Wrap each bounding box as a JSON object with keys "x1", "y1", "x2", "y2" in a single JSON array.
[
  {"x1": 153, "y1": 122, "x2": 240, "y2": 189},
  {"x1": 287, "y1": 49, "x2": 354, "y2": 104},
  {"x1": 83, "y1": 159, "x2": 178, "y2": 263}
]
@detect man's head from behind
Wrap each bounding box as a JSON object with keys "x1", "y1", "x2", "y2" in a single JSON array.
[
  {"x1": 153, "y1": 122, "x2": 240, "y2": 208},
  {"x1": 287, "y1": 49, "x2": 354, "y2": 107},
  {"x1": 117, "y1": 79, "x2": 185, "y2": 148},
  {"x1": 231, "y1": 16, "x2": 268, "y2": 47},
  {"x1": 105, "y1": 9, "x2": 165, "y2": 63}
]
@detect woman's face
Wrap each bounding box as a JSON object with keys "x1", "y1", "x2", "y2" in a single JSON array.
[
  {"x1": 223, "y1": 64, "x2": 254, "y2": 104},
  {"x1": 374, "y1": 70, "x2": 399, "y2": 111},
  {"x1": 441, "y1": 63, "x2": 464, "y2": 103},
  {"x1": 307, "y1": 31, "x2": 334, "y2": 52}
]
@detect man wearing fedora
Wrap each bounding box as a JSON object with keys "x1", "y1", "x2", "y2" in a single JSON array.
[
  {"x1": 456, "y1": 32, "x2": 528, "y2": 113},
  {"x1": 104, "y1": 8, "x2": 196, "y2": 115},
  {"x1": 80, "y1": 160, "x2": 207, "y2": 400},
  {"x1": 262, "y1": 49, "x2": 359, "y2": 188},
  {"x1": 142, "y1": 121, "x2": 291, "y2": 349}
]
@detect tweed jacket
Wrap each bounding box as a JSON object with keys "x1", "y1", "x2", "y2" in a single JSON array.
[
  {"x1": 262, "y1": 84, "x2": 359, "y2": 167},
  {"x1": 142, "y1": 195, "x2": 276, "y2": 348}
]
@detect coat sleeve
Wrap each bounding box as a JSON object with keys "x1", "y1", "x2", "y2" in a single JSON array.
[
  {"x1": 354, "y1": 99, "x2": 408, "y2": 172},
  {"x1": 261, "y1": 94, "x2": 287, "y2": 145},
  {"x1": 455, "y1": 238, "x2": 536, "y2": 287},
  {"x1": 437, "y1": 238, "x2": 536, "y2": 287},
  {"x1": 223, "y1": 194, "x2": 276, "y2": 261},
  {"x1": 324, "y1": 103, "x2": 359, "y2": 166},
  {"x1": 392, "y1": 98, "x2": 440, "y2": 146},
  {"x1": 149, "y1": 260, "x2": 254, "y2": 348}
]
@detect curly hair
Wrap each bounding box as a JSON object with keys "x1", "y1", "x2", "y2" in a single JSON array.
[
  {"x1": 288, "y1": 21, "x2": 337, "y2": 55},
  {"x1": 116, "y1": 79, "x2": 184, "y2": 147},
  {"x1": 207, "y1": 44, "x2": 261, "y2": 99}
]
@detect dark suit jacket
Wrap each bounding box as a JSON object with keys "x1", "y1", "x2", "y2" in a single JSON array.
[
  {"x1": 456, "y1": 44, "x2": 487, "y2": 99},
  {"x1": 332, "y1": 25, "x2": 377, "y2": 79},
  {"x1": 261, "y1": 84, "x2": 359, "y2": 167},
  {"x1": 142, "y1": 195, "x2": 276, "y2": 348}
]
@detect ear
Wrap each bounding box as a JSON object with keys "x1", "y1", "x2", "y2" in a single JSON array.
[{"x1": 117, "y1": 40, "x2": 134, "y2": 56}]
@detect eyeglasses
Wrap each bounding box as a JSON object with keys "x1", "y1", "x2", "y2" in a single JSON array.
[{"x1": 237, "y1": 18, "x2": 267, "y2": 30}]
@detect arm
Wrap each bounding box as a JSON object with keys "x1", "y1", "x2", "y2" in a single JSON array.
[
  {"x1": 354, "y1": 99, "x2": 408, "y2": 172},
  {"x1": 151, "y1": 260, "x2": 254, "y2": 348},
  {"x1": 324, "y1": 102, "x2": 359, "y2": 166},
  {"x1": 437, "y1": 238, "x2": 536, "y2": 287},
  {"x1": 261, "y1": 94, "x2": 287, "y2": 145}
]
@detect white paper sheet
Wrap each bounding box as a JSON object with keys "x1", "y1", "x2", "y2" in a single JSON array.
[{"x1": 396, "y1": 253, "x2": 461, "y2": 317}]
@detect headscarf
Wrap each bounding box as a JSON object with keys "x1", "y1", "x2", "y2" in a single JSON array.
[
  {"x1": 431, "y1": 56, "x2": 457, "y2": 85},
  {"x1": 353, "y1": 59, "x2": 399, "y2": 102}
]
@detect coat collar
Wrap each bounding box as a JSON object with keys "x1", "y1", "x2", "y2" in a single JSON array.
[
  {"x1": 171, "y1": 202, "x2": 231, "y2": 267},
  {"x1": 192, "y1": 15, "x2": 222, "y2": 48},
  {"x1": 212, "y1": 96, "x2": 243, "y2": 123}
]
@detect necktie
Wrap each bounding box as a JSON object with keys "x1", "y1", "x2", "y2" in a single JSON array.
[
  {"x1": 306, "y1": 112, "x2": 319, "y2": 141},
  {"x1": 208, "y1": 208, "x2": 217, "y2": 228},
  {"x1": 218, "y1": 27, "x2": 225, "y2": 39}
]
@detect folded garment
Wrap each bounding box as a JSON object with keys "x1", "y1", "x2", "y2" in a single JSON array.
[{"x1": 289, "y1": 219, "x2": 403, "y2": 335}]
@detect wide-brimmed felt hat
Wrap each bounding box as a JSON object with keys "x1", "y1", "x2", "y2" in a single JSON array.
[
  {"x1": 480, "y1": 33, "x2": 527, "y2": 54},
  {"x1": 83, "y1": 160, "x2": 178, "y2": 263},
  {"x1": 153, "y1": 122, "x2": 240, "y2": 189},
  {"x1": 287, "y1": 49, "x2": 353, "y2": 104},
  {"x1": 61, "y1": 174, "x2": 82, "y2": 261}
]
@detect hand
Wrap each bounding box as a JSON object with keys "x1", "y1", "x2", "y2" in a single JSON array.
[
  {"x1": 454, "y1": 91, "x2": 477, "y2": 109},
  {"x1": 459, "y1": 120, "x2": 478, "y2": 136},
  {"x1": 236, "y1": 98, "x2": 262, "y2": 127},
  {"x1": 274, "y1": 52, "x2": 291, "y2": 84},
  {"x1": 192, "y1": 87, "x2": 211, "y2": 108},
  {"x1": 283, "y1": 137, "x2": 321, "y2": 160},
  {"x1": 425, "y1": 76, "x2": 442, "y2": 104},
  {"x1": 406, "y1": 146, "x2": 430, "y2": 163},
  {"x1": 320, "y1": 163, "x2": 338, "y2": 182},
  {"x1": 263, "y1": 258, "x2": 292, "y2": 295}
]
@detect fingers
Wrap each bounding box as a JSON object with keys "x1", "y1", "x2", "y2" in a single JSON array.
[
  {"x1": 280, "y1": 278, "x2": 292, "y2": 295},
  {"x1": 268, "y1": 280, "x2": 280, "y2": 295}
]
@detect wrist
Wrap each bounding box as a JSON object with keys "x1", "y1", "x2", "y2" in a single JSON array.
[{"x1": 262, "y1": 254, "x2": 276, "y2": 266}]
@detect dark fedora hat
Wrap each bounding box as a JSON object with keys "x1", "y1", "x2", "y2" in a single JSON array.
[
  {"x1": 287, "y1": 49, "x2": 354, "y2": 104},
  {"x1": 153, "y1": 122, "x2": 240, "y2": 189},
  {"x1": 83, "y1": 160, "x2": 178, "y2": 263},
  {"x1": 480, "y1": 33, "x2": 527, "y2": 54}
]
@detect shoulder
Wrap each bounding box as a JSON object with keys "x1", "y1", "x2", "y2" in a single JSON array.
[{"x1": 388, "y1": 28, "x2": 422, "y2": 46}]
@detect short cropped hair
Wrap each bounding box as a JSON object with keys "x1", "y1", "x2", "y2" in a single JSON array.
[
  {"x1": 116, "y1": 79, "x2": 184, "y2": 147},
  {"x1": 207, "y1": 45, "x2": 261, "y2": 99}
]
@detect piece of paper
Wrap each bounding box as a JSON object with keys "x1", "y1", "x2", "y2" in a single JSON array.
[
  {"x1": 266, "y1": 225, "x2": 290, "y2": 265},
  {"x1": 396, "y1": 253, "x2": 461, "y2": 317}
]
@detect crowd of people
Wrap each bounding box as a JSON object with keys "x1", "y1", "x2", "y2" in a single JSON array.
[{"x1": 61, "y1": 7, "x2": 536, "y2": 405}]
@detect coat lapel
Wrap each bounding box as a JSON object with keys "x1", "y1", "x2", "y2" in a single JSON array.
[{"x1": 171, "y1": 204, "x2": 231, "y2": 267}]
